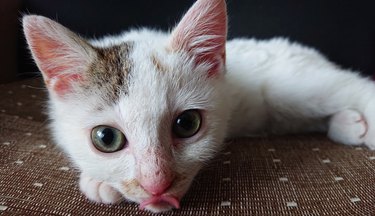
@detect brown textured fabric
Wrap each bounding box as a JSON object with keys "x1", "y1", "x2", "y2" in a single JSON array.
[{"x1": 0, "y1": 78, "x2": 374, "y2": 215}]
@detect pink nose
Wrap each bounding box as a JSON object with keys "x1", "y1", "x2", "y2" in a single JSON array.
[{"x1": 141, "y1": 179, "x2": 173, "y2": 195}]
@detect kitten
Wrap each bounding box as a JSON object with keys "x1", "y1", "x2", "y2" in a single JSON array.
[{"x1": 23, "y1": 0, "x2": 374, "y2": 213}]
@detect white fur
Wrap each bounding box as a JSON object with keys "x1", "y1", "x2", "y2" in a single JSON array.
[
  {"x1": 328, "y1": 109, "x2": 367, "y2": 145},
  {"x1": 47, "y1": 31, "x2": 375, "y2": 213},
  {"x1": 225, "y1": 37, "x2": 375, "y2": 148},
  {"x1": 46, "y1": 28, "x2": 230, "y2": 212},
  {"x1": 23, "y1": 2, "x2": 375, "y2": 213},
  {"x1": 79, "y1": 173, "x2": 122, "y2": 204}
]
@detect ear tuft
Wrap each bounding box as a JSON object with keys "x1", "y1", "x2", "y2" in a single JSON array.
[
  {"x1": 170, "y1": 0, "x2": 227, "y2": 77},
  {"x1": 23, "y1": 15, "x2": 95, "y2": 96}
]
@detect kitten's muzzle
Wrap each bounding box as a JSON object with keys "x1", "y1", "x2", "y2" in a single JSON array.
[{"x1": 140, "y1": 176, "x2": 174, "y2": 196}]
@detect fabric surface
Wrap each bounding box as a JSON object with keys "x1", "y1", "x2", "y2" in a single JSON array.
[{"x1": 0, "y1": 78, "x2": 374, "y2": 215}]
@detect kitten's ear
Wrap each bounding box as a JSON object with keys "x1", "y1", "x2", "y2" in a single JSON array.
[
  {"x1": 23, "y1": 15, "x2": 96, "y2": 96},
  {"x1": 169, "y1": 0, "x2": 227, "y2": 77}
]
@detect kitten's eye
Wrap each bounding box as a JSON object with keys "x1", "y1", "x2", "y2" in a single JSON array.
[
  {"x1": 91, "y1": 126, "x2": 126, "y2": 153},
  {"x1": 173, "y1": 110, "x2": 202, "y2": 138}
]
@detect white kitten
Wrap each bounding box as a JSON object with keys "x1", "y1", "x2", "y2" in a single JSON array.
[{"x1": 23, "y1": 0, "x2": 374, "y2": 213}]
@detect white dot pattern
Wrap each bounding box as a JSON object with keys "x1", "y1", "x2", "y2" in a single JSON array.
[
  {"x1": 220, "y1": 201, "x2": 231, "y2": 207},
  {"x1": 334, "y1": 177, "x2": 344, "y2": 181},
  {"x1": 33, "y1": 183, "x2": 43, "y2": 187},
  {"x1": 0, "y1": 79, "x2": 374, "y2": 215},
  {"x1": 350, "y1": 197, "x2": 361, "y2": 203},
  {"x1": 15, "y1": 160, "x2": 23, "y2": 165},
  {"x1": 287, "y1": 201, "x2": 298, "y2": 207},
  {"x1": 279, "y1": 177, "x2": 288, "y2": 182},
  {"x1": 59, "y1": 166, "x2": 70, "y2": 171}
]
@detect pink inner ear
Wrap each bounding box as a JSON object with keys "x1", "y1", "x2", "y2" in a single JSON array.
[
  {"x1": 50, "y1": 74, "x2": 83, "y2": 95},
  {"x1": 23, "y1": 15, "x2": 93, "y2": 97},
  {"x1": 32, "y1": 38, "x2": 67, "y2": 79},
  {"x1": 30, "y1": 34, "x2": 84, "y2": 95},
  {"x1": 170, "y1": 0, "x2": 227, "y2": 77},
  {"x1": 30, "y1": 33, "x2": 83, "y2": 80}
]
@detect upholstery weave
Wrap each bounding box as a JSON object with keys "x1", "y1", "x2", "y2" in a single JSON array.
[{"x1": 0, "y1": 79, "x2": 374, "y2": 215}]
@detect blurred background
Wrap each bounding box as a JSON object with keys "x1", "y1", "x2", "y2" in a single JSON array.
[{"x1": 1, "y1": 0, "x2": 374, "y2": 84}]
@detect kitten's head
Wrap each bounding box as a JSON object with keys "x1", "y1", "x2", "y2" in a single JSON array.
[{"x1": 23, "y1": 0, "x2": 229, "y2": 212}]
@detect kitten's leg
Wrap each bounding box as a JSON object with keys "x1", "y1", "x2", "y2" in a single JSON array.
[
  {"x1": 79, "y1": 173, "x2": 122, "y2": 204},
  {"x1": 327, "y1": 109, "x2": 367, "y2": 145},
  {"x1": 264, "y1": 66, "x2": 375, "y2": 149}
]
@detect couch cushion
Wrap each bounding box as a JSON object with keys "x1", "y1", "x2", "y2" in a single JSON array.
[{"x1": 0, "y1": 79, "x2": 374, "y2": 215}]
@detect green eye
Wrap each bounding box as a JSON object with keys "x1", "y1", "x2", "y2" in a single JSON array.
[
  {"x1": 91, "y1": 125, "x2": 127, "y2": 153},
  {"x1": 173, "y1": 110, "x2": 202, "y2": 138}
]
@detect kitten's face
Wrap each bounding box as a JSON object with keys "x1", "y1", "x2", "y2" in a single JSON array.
[
  {"x1": 52, "y1": 41, "x2": 229, "y2": 211},
  {"x1": 23, "y1": 0, "x2": 228, "y2": 212}
]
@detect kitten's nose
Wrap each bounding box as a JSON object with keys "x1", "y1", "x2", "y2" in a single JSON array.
[
  {"x1": 141, "y1": 178, "x2": 173, "y2": 195},
  {"x1": 137, "y1": 146, "x2": 175, "y2": 195}
]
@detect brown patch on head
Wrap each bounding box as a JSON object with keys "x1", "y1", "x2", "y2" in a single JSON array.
[
  {"x1": 151, "y1": 54, "x2": 168, "y2": 73},
  {"x1": 86, "y1": 42, "x2": 133, "y2": 104}
]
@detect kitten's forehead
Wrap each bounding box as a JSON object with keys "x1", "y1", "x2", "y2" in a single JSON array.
[
  {"x1": 85, "y1": 31, "x2": 202, "y2": 113},
  {"x1": 87, "y1": 42, "x2": 133, "y2": 104}
]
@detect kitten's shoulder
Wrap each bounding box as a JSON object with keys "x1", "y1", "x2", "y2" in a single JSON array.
[
  {"x1": 227, "y1": 37, "x2": 330, "y2": 67},
  {"x1": 89, "y1": 28, "x2": 169, "y2": 48},
  {"x1": 227, "y1": 37, "x2": 317, "y2": 54}
]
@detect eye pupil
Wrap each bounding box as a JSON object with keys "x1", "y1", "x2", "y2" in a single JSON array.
[
  {"x1": 97, "y1": 128, "x2": 114, "y2": 145},
  {"x1": 176, "y1": 116, "x2": 194, "y2": 131}
]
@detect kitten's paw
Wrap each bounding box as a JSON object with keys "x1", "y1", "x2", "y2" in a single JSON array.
[
  {"x1": 328, "y1": 110, "x2": 367, "y2": 146},
  {"x1": 363, "y1": 129, "x2": 375, "y2": 150},
  {"x1": 79, "y1": 174, "x2": 122, "y2": 204}
]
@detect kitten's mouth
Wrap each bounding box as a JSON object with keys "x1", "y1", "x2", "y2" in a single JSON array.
[{"x1": 139, "y1": 195, "x2": 180, "y2": 211}]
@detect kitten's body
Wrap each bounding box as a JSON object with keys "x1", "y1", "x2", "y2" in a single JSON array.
[
  {"x1": 23, "y1": 0, "x2": 374, "y2": 213},
  {"x1": 226, "y1": 38, "x2": 372, "y2": 137}
]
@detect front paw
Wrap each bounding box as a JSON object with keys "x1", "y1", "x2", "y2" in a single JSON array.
[{"x1": 79, "y1": 173, "x2": 122, "y2": 204}]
